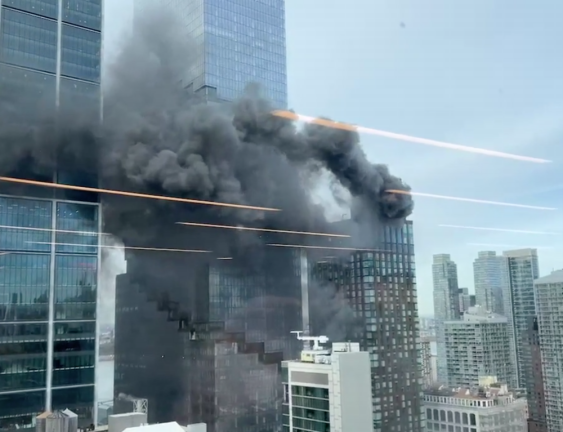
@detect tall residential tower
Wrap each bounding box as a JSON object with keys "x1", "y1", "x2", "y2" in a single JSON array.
[
  {"x1": 0, "y1": 1, "x2": 103, "y2": 430},
  {"x1": 473, "y1": 251, "x2": 509, "y2": 315},
  {"x1": 432, "y1": 254, "x2": 460, "y2": 385}
]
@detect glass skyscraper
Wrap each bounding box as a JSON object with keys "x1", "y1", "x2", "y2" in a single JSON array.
[
  {"x1": 135, "y1": 0, "x2": 288, "y2": 108},
  {"x1": 0, "y1": 1, "x2": 102, "y2": 430}
]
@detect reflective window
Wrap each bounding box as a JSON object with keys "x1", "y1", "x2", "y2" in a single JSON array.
[
  {"x1": 54, "y1": 255, "x2": 97, "y2": 320},
  {"x1": 0, "y1": 8, "x2": 57, "y2": 73},
  {"x1": 0, "y1": 391, "x2": 45, "y2": 431},
  {"x1": 0, "y1": 340, "x2": 47, "y2": 391},
  {"x1": 55, "y1": 202, "x2": 99, "y2": 254},
  {"x1": 58, "y1": 79, "x2": 101, "y2": 125},
  {"x1": 55, "y1": 321, "x2": 96, "y2": 340},
  {"x1": 3, "y1": 0, "x2": 58, "y2": 19},
  {"x1": 0, "y1": 253, "x2": 50, "y2": 321},
  {"x1": 52, "y1": 385, "x2": 94, "y2": 424},
  {"x1": 0, "y1": 322, "x2": 48, "y2": 342},
  {"x1": 0, "y1": 197, "x2": 52, "y2": 252},
  {"x1": 0, "y1": 63, "x2": 56, "y2": 106},
  {"x1": 61, "y1": 23, "x2": 101, "y2": 82},
  {"x1": 52, "y1": 339, "x2": 95, "y2": 386},
  {"x1": 62, "y1": 0, "x2": 102, "y2": 31}
]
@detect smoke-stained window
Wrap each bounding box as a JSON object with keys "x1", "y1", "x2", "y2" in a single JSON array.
[
  {"x1": 0, "y1": 8, "x2": 58, "y2": 74},
  {"x1": 62, "y1": 0, "x2": 102, "y2": 31},
  {"x1": 54, "y1": 255, "x2": 97, "y2": 320},
  {"x1": 0, "y1": 63, "x2": 56, "y2": 106},
  {"x1": 55, "y1": 202, "x2": 99, "y2": 254},
  {"x1": 0, "y1": 253, "x2": 50, "y2": 322},
  {"x1": 61, "y1": 23, "x2": 101, "y2": 83},
  {"x1": 0, "y1": 197, "x2": 52, "y2": 253}
]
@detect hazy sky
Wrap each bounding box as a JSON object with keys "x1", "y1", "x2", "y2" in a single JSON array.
[{"x1": 104, "y1": 0, "x2": 562, "y2": 317}]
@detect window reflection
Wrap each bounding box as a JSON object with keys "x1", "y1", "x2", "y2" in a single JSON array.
[
  {"x1": 52, "y1": 385, "x2": 94, "y2": 426},
  {"x1": 0, "y1": 8, "x2": 58, "y2": 74},
  {"x1": 54, "y1": 255, "x2": 97, "y2": 320},
  {"x1": 62, "y1": 0, "x2": 102, "y2": 31},
  {"x1": 0, "y1": 253, "x2": 50, "y2": 321},
  {"x1": 0, "y1": 391, "x2": 45, "y2": 431},
  {"x1": 0, "y1": 197, "x2": 52, "y2": 253},
  {"x1": 3, "y1": 0, "x2": 58, "y2": 19},
  {"x1": 0, "y1": 341, "x2": 48, "y2": 391},
  {"x1": 55, "y1": 202, "x2": 99, "y2": 254},
  {"x1": 52, "y1": 339, "x2": 95, "y2": 386},
  {"x1": 61, "y1": 23, "x2": 101, "y2": 82}
]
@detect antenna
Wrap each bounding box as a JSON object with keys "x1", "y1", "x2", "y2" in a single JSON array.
[{"x1": 291, "y1": 331, "x2": 329, "y2": 351}]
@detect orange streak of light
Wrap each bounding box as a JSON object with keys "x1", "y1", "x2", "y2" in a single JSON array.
[
  {"x1": 271, "y1": 110, "x2": 550, "y2": 164},
  {"x1": 26, "y1": 242, "x2": 211, "y2": 253},
  {"x1": 440, "y1": 224, "x2": 561, "y2": 235},
  {"x1": 386, "y1": 189, "x2": 557, "y2": 210},
  {"x1": 266, "y1": 243, "x2": 389, "y2": 252},
  {"x1": 177, "y1": 221, "x2": 350, "y2": 238},
  {"x1": 0, "y1": 176, "x2": 281, "y2": 212}
]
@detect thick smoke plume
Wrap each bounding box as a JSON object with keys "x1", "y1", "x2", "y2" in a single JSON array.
[
  {"x1": 0, "y1": 11, "x2": 412, "y2": 246},
  {"x1": 0, "y1": 8, "x2": 413, "y2": 425}
]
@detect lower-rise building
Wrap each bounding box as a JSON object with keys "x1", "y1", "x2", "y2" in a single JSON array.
[
  {"x1": 281, "y1": 333, "x2": 373, "y2": 432},
  {"x1": 423, "y1": 377, "x2": 527, "y2": 432},
  {"x1": 444, "y1": 306, "x2": 517, "y2": 388}
]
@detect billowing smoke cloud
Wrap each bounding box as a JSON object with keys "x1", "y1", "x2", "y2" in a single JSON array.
[{"x1": 0, "y1": 7, "x2": 413, "y2": 425}]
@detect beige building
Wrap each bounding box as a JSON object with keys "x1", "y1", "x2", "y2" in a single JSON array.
[{"x1": 423, "y1": 377, "x2": 527, "y2": 432}]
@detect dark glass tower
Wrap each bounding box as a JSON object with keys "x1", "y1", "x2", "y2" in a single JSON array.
[
  {"x1": 113, "y1": 232, "x2": 304, "y2": 432},
  {"x1": 134, "y1": 0, "x2": 288, "y2": 107},
  {"x1": 310, "y1": 220, "x2": 424, "y2": 432},
  {"x1": 0, "y1": 1, "x2": 102, "y2": 430}
]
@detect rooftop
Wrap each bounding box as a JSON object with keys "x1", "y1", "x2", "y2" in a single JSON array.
[{"x1": 534, "y1": 269, "x2": 563, "y2": 285}]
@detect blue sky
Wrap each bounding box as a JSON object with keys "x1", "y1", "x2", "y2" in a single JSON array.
[{"x1": 105, "y1": 0, "x2": 562, "y2": 316}]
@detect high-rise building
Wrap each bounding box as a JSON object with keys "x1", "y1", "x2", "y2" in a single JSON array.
[
  {"x1": 0, "y1": 1, "x2": 103, "y2": 430},
  {"x1": 533, "y1": 269, "x2": 563, "y2": 432},
  {"x1": 473, "y1": 251, "x2": 509, "y2": 315},
  {"x1": 432, "y1": 254, "x2": 460, "y2": 385},
  {"x1": 458, "y1": 287, "x2": 470, "y2": 314},
  {"x1": 444, "y1": 306, "x2": 517, "y2": 388},
  {"x1": 0, "y1": 0, "x2": 102, "y2": 114},
  {"x1": 420, "y1": 337, "x2": 437, "y2": 388},
  {"x1": 114, "y1": 242, "x2": 304, "y2": 431},
  {"x1": 423, "y1": 377, "x2": 527, "y2": 432},
  {"x1": 469, "y1": 294, "x2": 476, "y2": 307},
  {"x1": 311, "y1": 220, "x2": 423, "y2": 432},
  {"x1": 281, "y1": 335, "x2": 373, "y2": 432},
  {"x1": 134, "y1": 0, "x2": 287, "y2": 108},
  {"x1": 503, "y1": 248, "x2": 540, "y2": 389},
  {"x1": 522, "y1": 317, "x2": 547, "y2": 432}
]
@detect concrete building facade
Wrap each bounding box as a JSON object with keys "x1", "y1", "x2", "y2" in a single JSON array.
[
  {"x1": 444, "y1": 307, "x2": 517, "y2": 389},
  {"x1": 281, "y1": 336, "x2": 373, "y2": 432},
  {"x1": 534, "y1": 269, "x2": 563, "y2": 432},
  {"x1": 423, "y1": 378, "x2": 527, "y2": 432}
]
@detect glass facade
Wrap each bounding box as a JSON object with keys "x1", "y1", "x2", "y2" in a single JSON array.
[
  {"x1": 0, "y1": 197, "x2": 100, "y2": 431},
  {"x1": 310, "y1": 221, "x2": 424, "y2": 432},
  {"x1": 136, "y1": 0, "x2": 288, "y2": 108},
  {"x1": 0, "y1": 0, "x2": 102, "y2": 110}
]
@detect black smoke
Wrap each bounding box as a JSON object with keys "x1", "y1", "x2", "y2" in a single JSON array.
[{"x1": 0, "y1": 8, "x2": 413, "y2": 426}]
